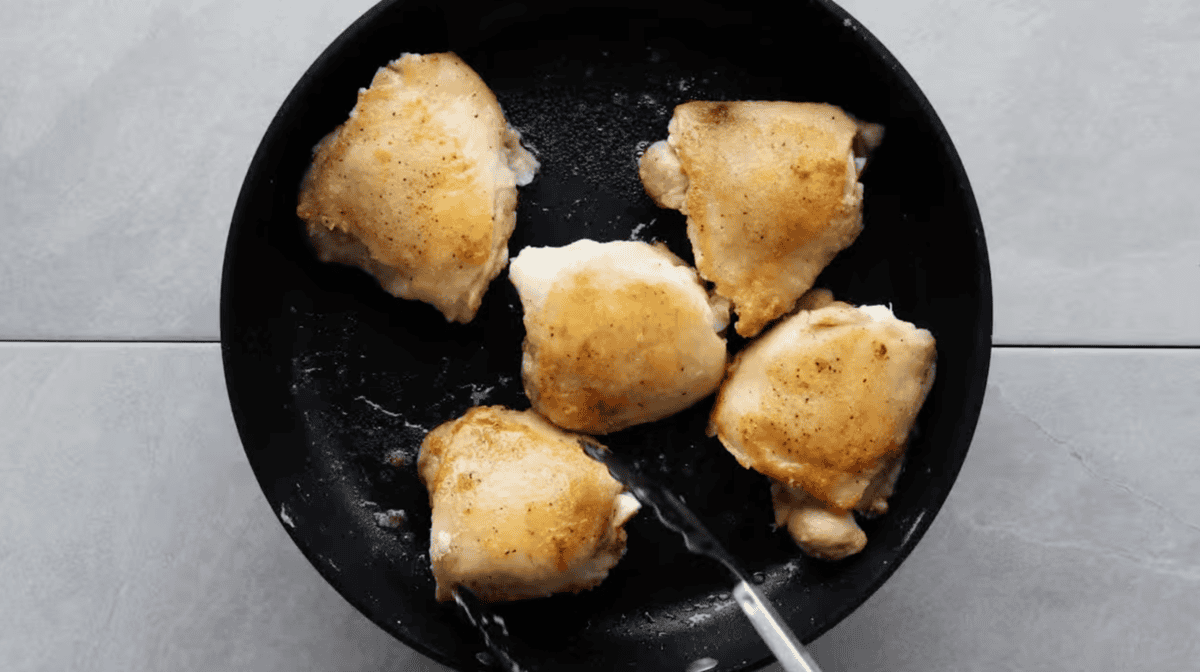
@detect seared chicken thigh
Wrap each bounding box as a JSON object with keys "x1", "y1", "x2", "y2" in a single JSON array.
[
  {"x1": 639, "y1": 101, "x2": 882, "y2": 337},
  {"x1": 297, "y1": 52, "x2": 538, "y2": 323},
  {"x1": 509, "y1": 239, "x2": 730, "y2": 435},
  {"x1": 417, "y1": 406, "x2": 640, "y2": 602},
  {"x1": 709, "y1": 289, "x2": 935, "y2": 559}
]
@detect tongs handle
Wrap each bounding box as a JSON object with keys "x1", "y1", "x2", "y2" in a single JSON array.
[
  {"x1": 733, "y1": 580, "x2": 824, "y2": 672},
  {"x1": 581, "y1": 438, "x2": 823, "y2": 671},
  {"x1": 454, "y1": 586, "x2": 530, "y2": 672}
]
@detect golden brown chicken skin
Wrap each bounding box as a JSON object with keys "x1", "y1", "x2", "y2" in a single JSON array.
[
  {"x1": 417, "y1": 406, "x2": 640, "y2": 602},
  {"x1": 509, "y1": 240, "x2": 730, "y2": 435},
  {"x1": 297, "y1": 52, "x2": 538, "y2": 323},
  {"x1": 709, "y1": 289, "x2": 934, "y2": 559},
  {"x1": 639, "y1": 101, "x2": 882, "y2": 337}
]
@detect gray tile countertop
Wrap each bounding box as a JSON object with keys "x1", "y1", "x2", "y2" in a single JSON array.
[{"x1": 2, "y1": 1, "x2": 1197, "y2": 671}]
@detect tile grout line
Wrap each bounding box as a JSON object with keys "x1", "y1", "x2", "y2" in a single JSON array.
[{"x1": 0, "y1": 340, "x2": 1197, "y2": 349}]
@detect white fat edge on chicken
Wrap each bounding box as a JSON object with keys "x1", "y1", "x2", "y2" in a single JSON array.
[
  {"x1": 639, "y1": 140, "x2": 689, "y2": 211},
  {"x1": 612, "y1": 492, "x2": 641, "y2": 526},
  {"x1": 503, "y1": 126, "x2": 539, "y2": 186},
  {"x1": 508, "y1": 239, "x2": 729, "y2": 333}
]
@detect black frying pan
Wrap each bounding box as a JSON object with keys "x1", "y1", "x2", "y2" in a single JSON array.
[{"x1": 220, "y1": 1, "x2": 991, "y2": 670}]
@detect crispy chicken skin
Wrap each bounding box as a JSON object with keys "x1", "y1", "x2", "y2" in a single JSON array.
[
  {"x1": 509, "y1": 239, "x2": 730, "y2": 435},
  {"x1": 417, "y1": 406, "x2": 640, "y2": 603},
  {"x1": 709, "y1": 289, "x2": 934, "y2": 559},
  {"x1": 639, "y1": 101, "x2": 883, "y2": 337},
  {"x1": 297, "y1": 52, "x2": 538, "y2": 323}
]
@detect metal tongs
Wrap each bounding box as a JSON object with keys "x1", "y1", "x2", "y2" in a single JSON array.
[
  {"x1": 580, "y1": 439, "x2": 824, "y2": 672},
  {"x1": 454, "y1": 585, "x2": 529, "y2": 672}
]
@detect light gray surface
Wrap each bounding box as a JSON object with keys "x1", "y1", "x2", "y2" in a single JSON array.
[
  {"x1": 1, "y1": 0, "x2": 1198, "y2": 342},
  {"x1": 0, "y1": 344, "x2": 428, "y2": 672},
  {"x1": 0, "y1": 0, "x2": 375, "y2": 340},
  {"x1": 807, "y1": 349, "x2": 1200, "y2": 672},
  {"x1": 838, "y1": 0, "x2": 1200, "y2": 345},
  {"x1": 2, "y1": 0, "x2": 1198, "y2": 671}
]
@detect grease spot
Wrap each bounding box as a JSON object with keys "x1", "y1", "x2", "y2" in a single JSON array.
[
  {"x1": 374, "y1": 509, "x2": 407, "y2": 528},
  {"x1": 629, "y1": 218, "x2": 656, "y2": 241},
  {"x1": 356, "y1": 395, "x2": 402, "y2": 417},
  {"x1": 687, "y1": 613, "x2": 713, "y2": 626},
  {"x1": 465, "y1": 383, "x2": 495, "y2": 405}
]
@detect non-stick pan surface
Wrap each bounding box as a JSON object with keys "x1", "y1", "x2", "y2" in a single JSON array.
[{"x1": 221, "y1": 1, "x2": 991, "y2": 670}]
